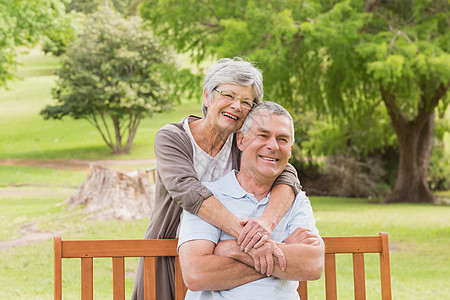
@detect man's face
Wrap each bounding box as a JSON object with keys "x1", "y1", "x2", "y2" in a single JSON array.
[{"x1": 237, "y1": 112, "x2": 293, "y2": 182}]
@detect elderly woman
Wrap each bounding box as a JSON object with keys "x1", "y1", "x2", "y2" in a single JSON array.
[{"x1": 132, "y1": 58, "x2": 301, "y2": 300}]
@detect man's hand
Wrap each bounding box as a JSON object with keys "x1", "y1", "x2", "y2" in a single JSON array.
[
  {"x1": 214, "y1": 239, "x2": 286, "y2": 277},
  {"x1": 238, "y1": 217, "x2": 274, "y2": 252},
  {"x1": 283, "y1": 227, "x2": 322, "y2": 246},
  {"x1": 247, "y1": 240, "x2": 286, "y2": 276}
]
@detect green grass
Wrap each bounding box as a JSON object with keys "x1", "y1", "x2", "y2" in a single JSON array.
[
  {"x1": 0, "y1": 49, "x2": 201, "y2": 160},
  {"x1": 0, "y1": 73, "x2": 201, "y2": 159},
  {"x1": 0, "y1": 165, "x2": 86, "y2": 187},
  {"x1": 308, "y1": 197, "x2": 450, "y2": 299}
]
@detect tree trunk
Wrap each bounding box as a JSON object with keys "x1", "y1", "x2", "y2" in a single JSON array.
[
  {"x1": 112, "y1": 116, "x2": 124, "y2": 154},
  {"x1": 385, "y1": 113, "x2": 436, "y2": 203},
  {"x1": 66, "y1": 164, "x2": 155, "y2": 219}
]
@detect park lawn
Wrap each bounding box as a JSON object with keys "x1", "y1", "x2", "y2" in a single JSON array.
[
  {"x1": 0, "y1": 49, "x2": 202, "y2": 160},
  {"x1": 0, "y1": 73, "x2": 201, "y2": 160}
]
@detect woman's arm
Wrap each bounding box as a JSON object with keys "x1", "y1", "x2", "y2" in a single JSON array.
[
  {"x1": 238, "y1": 184, "x2": 295, "y2": 251},
  {"x1": 238, "y1": 163, "x2": 301, "y2": 250},
  {"x1": 197, "y1": 196, "x2": 242, "y2": 238}
]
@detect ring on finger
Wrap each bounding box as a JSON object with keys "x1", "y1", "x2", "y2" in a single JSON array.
[{"x1": 256, "y1": 232, "x2": 263, "y2": 238}]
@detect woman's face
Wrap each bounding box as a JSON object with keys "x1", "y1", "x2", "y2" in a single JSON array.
[{"x1": 204, "y1": 84, "x2": 254, "y2": 135}]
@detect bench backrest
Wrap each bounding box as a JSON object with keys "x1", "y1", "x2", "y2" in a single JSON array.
[
  {"x1": 54, "y1": 232, "x2": 391, "y2": 300},
  {"x1": 53, "y1": 238, "x2": 186, "y2": 300},
  {"x1": 298, "y1": 232, "x2": 391, "y2": 300}
]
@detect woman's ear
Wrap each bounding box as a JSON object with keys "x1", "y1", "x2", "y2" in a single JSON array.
[{"x1": 202, "y1": 90, "x2": 210, "y2": 108}]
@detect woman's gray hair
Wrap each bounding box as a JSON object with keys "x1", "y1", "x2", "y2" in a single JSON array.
[
  {"x1": 202, "y1": 57, "x2": 263, "y2": 116},
  {"x1": 240, "y1": 101, "x2": 295, "y2": 143}
]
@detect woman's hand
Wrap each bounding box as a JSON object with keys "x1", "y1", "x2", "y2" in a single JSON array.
[
  {"x1": 238, "y1": 217, "x2": 274, "y2": 252},
  {"x1": 247, "y1": 239, "x2": 286, "y2": 276}
]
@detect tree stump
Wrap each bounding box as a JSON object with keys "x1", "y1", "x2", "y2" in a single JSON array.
[{"x1": 66, "y1": 164, "x2": 154, "y2": 220}]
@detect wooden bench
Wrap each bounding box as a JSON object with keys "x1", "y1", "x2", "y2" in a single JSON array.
[{"x1": 54, "y1": 232, "x2": 391, "y2": 300}]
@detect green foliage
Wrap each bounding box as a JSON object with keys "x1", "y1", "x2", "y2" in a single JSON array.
[
  {"x1": 41, "y1": 11, "x2": 79, "y2": 57},
  {"x1": 111, "y1": 0, "x2": 134, "y2": 13},
  {"x1": 0, "y1": 0, "x2": 67, "y2": 87},
  {"x1": 125, "y1": 0, "x2": 145, "y2": 16},
  {"x1": 140, "y1": 0, "x2": 450, "y2": 199},
  {"x1": 41, "y1": 8, "x2": 182, "y2": 154},
  {"x1": 428, "y1": 115, "x2": 450, "y2": 190},
  {"x1": 139, "y1": 0, "x2": 448, "y2": 140},
  {"x1": 64, "y1": 0, "x2": 99, "y2": 13}
]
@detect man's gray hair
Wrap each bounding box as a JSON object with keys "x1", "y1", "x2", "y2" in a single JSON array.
[
  {"x1": 202, "y1": 57, "x2": 263, "y2": 116},
  {"x1": 240, "y1": 101, "x2": 295, "y2": 143}
]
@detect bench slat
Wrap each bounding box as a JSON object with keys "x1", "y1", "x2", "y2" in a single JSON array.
[
  {"x1": 353, "y1": 253, "x2": 366, "y2": 299},
  {"x1": 112, "y1": 257, "x2": 125, "y2": 300},
  {"x1": 298, "y1": 281, "x2": 307, "y2": 300},
  {"x1": 325, "y1": 253, "x2": 337, "y2": 300},
  {"x1": 54, "y1": 236, "x2": 62, "y2": 300},
  {"x1": 175, "y1": 256, "x2": 187, "y2": 300},
  {"x1": 323, "y1": 236, "x2": 382, "y2": 253},
  {"x1": 379, "y1": 233, "x2": 392, "y2": 300},
  {"x1": 61, "y1": 239, "x2": 178, "y2": 258},
  {"x1": 81, "y1": 257, "x2": 93, "y2": 300},
  {"x1": 144, "y1": 257, "x2": 156, "y2": 300}
]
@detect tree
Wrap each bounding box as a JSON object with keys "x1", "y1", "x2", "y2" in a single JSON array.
[
  {"x1": 0, "y1": 0, "x2": 67, "y2": 87},
  {"x1": 41, "y1": 8, "x2": 180, "y2": 154},
  {"x1": 140, "y1": 0, "x2": 449, "y2": 203}
]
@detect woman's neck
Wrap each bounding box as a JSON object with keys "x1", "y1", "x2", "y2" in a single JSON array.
[{"x1": 188, "y1": 118, "x2": 230, "y2": 157}]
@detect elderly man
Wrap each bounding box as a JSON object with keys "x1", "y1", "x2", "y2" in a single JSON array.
[{"x1": 178, "y1": 102, "x2": 324, "y2": 299}]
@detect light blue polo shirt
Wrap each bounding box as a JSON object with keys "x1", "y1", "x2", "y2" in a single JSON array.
[{"x1": 178, "y1": 170, "x2": 320, "y2": 300}]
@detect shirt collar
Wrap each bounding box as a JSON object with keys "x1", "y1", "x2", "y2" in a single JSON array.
[{"x1": 217, "y1": 170, "x2": 247, "y2": 198}]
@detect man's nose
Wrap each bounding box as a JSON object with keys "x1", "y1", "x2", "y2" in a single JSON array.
[{"x1": 266, "y1": 136, "x2": 279, "y2": 150}]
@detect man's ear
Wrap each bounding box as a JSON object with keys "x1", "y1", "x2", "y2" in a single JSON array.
[
  {"x1": 202, "y1": 90, "x2": 210, "y2": 108},
  {"x1": 236, "y1": 130, "x2": 245, "y2": 151}
]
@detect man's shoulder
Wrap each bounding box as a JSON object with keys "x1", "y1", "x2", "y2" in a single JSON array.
[
  {"x1": 201, "y1": 179, "x2": 223, "y2": 198},
  {"x1": 293, "y1": 190, "x2": 309, "y2": 204},
  {"x1": 202, "y1": 171, "x2": 237, "y2": 196}
]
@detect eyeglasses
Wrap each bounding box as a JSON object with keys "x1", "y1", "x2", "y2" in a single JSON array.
[{"x1": 214, "y1": 88, "x2": 255, "y2": 111}]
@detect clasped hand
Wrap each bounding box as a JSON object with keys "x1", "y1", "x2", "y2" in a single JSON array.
[
  {"x1": 246, "y1": 239, "x2": 285, "y2": 276},
  {"x1": 237, "y1": 216, "x2": 286, "y2": 276}
]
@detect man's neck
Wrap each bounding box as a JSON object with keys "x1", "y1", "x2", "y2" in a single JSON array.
[{"x1": 236, "y1": 169, "x2": 275, "y2": 201}]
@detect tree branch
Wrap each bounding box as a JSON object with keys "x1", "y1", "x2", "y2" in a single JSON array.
[
  {"x1": 388, "y1": 30, "x2": 412, "y2": 53},
  {"x1": 90, "y1": 113, "x2": 115, "y2": 151},
  {"x1": 380, "y1": 83, "x2": 406, "y2": 131},
  {"x1": 416, "y1": 82, "x2": 448, "y2": 129},
  {"x1": 256, "y1": 33, "x2": 274, "y2": 50},
  {"x1": 98, "y1": 112, "x2": 116, "y2": 151},
  {"x1": 198, "y1": 0, "x2": 221, "y2": 21},
  {"x1": 365, "y1": 0, "x2": 382, "y2": 13}
]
